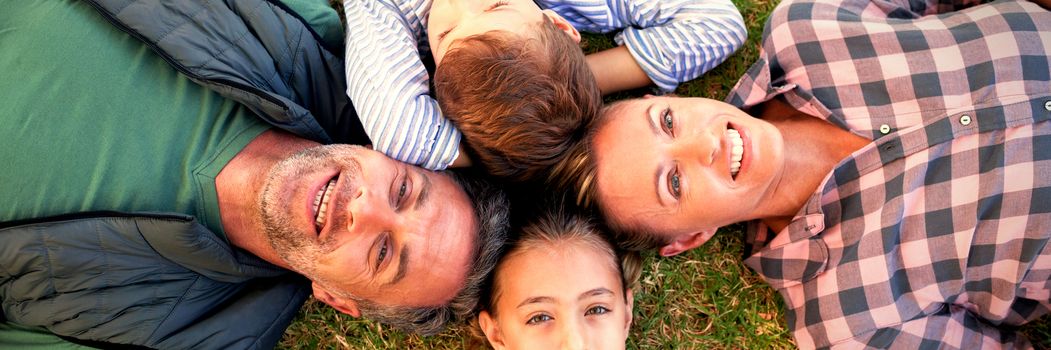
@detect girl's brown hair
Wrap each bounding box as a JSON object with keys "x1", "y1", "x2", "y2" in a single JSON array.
[{"x1": 482, "y1": 210, "x2": 642, "y2": 317}]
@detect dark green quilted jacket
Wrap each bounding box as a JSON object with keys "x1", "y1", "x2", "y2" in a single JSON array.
[{"x1": 1, "y1": 0, "x2": 368, "y2": 348}]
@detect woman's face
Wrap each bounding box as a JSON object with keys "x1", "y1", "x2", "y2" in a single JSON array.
[
  {"x1": 480, "y1": 239, "x2": 632, "y2": 350},
  {"x1": 591, "y1": 96, "x2": 786, "y2": 253}
]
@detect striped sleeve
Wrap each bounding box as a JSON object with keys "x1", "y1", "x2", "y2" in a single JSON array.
[
  {"x1": 539, "y1": 0, "x2": 747, "y2": 91},
  {"x1": 342, "y1": 0, "x2": 460, "y2": 170}
]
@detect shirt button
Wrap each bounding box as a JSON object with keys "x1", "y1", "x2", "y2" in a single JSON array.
[
  {"x1": 879, "y1": 124, "x2": 891, "y2": 134},
  {"x1": 1045, "y1": 100, "x2": 1051, "y2": 111},
  {"x1": 960, "y1": 115, "x2": 972, "y2": 126}
]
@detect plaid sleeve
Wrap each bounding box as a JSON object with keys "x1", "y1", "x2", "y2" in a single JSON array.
[
  {"x1": 874, "y1": 0, "x2": 987, "y2": 17},
  {"x1": 731, "y1": 0, "x2": 1051, "y2": 137},
  {"x1": 829, "y1": 305, "x2": 1033, "y2": 349}
]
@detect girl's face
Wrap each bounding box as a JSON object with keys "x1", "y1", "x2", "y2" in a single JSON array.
[{"x1": 479, "y1": 239, "x2": 632, "y2": 350}]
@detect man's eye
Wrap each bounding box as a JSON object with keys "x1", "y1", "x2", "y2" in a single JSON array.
[
  {"x1": 585, "y1": 306, "x2": 611, "y2": 316},
  {"x1": 662, "y1": 108, "x2": 674, "y2": 134},
  {"x1": 394, "y1": 176, "x2": 408, "y2": 209},
  {"x1": 526, "y1": 314, "x2": 552, "y2": 325},
  {"x1": 670, "y1": 171, "x2": 681, "y2": 198},
  {"x1": 376, "y1": 237, "x2": 389, "y2": 268}
]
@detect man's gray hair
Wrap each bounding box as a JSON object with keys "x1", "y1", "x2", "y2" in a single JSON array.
[{"x1": 350, "y1": 170, "x2": 510, "y2": 335}]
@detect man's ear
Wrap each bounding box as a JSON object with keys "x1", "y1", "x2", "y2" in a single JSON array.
[
  {"x1": 478, "y1": 310, "x2": 507, "y2": 349},
  {"x1": 658, "y1": 229, "x2": 718, "y2": 257},
  {"x1": 312, "y1": 282, "x2": 361, "y2": 317},
  {"x1": 541, "y1": 10, "x2": 581, "y2": 43}
]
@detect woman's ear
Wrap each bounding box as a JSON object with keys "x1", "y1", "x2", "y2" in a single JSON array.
[
  {"x1": 479, "y1": 310, "x2": 507, "y2": 349},
  {"x1": 312, "y1": 282, "x2": 361, "y2": 317},
  {"x1": 658, "y1": 228, "x2": 719, "y2": 257},
  {"x1": 541, "y1": 10, "x2": 582, "y2": 43}
]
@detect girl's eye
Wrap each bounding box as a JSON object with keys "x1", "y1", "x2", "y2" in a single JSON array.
[
  {"x1": 585, "y1": 306, "x2": 611, "y2": 316},
  {"x1": 526, "y1": 314, "x2": 552, "y2": 325},
  {"x1": 662, "y1": 108, "x2": 674, "y2": 134},
  {"x1": 438, "y1": 29, "x2": 451, "y2": 42},
  {"x1": 670, "y1": 171, "x2": 681, "y2": 198}
]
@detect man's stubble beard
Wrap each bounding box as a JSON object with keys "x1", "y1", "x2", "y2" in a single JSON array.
[{"x1": 258, "y1": 144, "x2": 363, "y2": 284}]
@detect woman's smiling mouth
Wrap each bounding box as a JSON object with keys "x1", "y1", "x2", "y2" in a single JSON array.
[{"x1": 727, "y1": 126, "x2": 744, "y2": 179}]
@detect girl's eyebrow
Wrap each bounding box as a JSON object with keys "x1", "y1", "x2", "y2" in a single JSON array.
[
  {"x1": 515, "y1": 287, "x2": 615, "y2": 309},
  {"x1": 579, "y1": 287, "x2": 614, "y2": 301},
  {"x1": 518, "y1": 296, "x2": 556, "y2": 309}
]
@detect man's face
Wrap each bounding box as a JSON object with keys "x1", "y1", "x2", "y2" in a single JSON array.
[
  {"x1": 427, "y1": 0, "x2": 546, "y2": 65},
  {"x1": 260, "y1": 145, "x2": 477, "y2": 308},
  {"x1": 592, "y1": 97, "x2": 786, "y2": 248}
]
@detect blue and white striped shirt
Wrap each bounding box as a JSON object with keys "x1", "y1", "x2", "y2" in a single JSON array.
[{"x1": 343, "y1": 0, "x2": 746, "y2": 170}]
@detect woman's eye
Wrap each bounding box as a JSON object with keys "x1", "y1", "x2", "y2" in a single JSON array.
[
  {"x1": 398, "y1": 180, "x2": 407, "y2": 200},
  {"x1": 526, "y1": 314, "x2": 552, "y2": 325},
  {"x1": 585, "y1": 306, "x2": 611, "y2": 316},
  {"x1": 662, "y1": 108, "x2": 674, "y2": 134},
  {"x1": 670, "y1": 172, "x2": 681, "y2": 198}
]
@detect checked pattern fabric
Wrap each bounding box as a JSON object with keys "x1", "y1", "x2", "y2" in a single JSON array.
[{"x1": 726, "y1": 0, "x2": 1051, "y2": 348}]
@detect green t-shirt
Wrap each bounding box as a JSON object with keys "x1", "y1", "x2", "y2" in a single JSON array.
[{"x1": 0, "y1": 0, "x2": 268, "y2": 237}]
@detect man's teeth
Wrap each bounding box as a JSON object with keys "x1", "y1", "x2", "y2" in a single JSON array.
[
  {"x1": 728, "y1": 128, "x2": 743, "y2": 178},
  {"x1": 313, "y1": 179, "x2": 336, "y2": 230}
]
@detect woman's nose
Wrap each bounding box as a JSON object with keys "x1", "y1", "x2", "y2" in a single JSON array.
[{"x1": 671, "y1": 130, "x2": 718, "y2": 168}]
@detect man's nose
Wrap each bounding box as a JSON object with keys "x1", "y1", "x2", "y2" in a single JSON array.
[
  {"x1": 559, "y1": 319, "x2": 587, "y2": 350},
  {"x1": 346, "y1": 186, "x2": 394, "y2": 234}
]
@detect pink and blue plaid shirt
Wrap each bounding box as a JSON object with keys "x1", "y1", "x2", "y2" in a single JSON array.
[{"x1": 726, "y1": 0, "x2": 1051, "y2": 348}]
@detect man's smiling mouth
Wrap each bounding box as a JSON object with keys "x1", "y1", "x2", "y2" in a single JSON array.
[{"x1": 312, "y1": 177, "x2": 337, "y2": 233}]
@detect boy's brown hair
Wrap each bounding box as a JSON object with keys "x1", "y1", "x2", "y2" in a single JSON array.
[{"x1": 433, "y1": 16, "x2": 602, "y2": 183}]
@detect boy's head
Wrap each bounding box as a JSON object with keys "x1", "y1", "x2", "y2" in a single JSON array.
[
  {"x1": 430, "y1": 1, "x2": 602, "y2": 183},
  {"x1": 427, "y1": 0, "x2": 582, "y2": 66}
]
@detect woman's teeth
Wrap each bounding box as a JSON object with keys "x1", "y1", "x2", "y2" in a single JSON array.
[
  {"x1": 728, "y1": 128, "x2": 743, "y2": 178},
  {"x1": 313, "y1": 179, "x2": 336, "y2": 230}
]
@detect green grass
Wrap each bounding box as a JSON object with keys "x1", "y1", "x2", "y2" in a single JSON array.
[{"x1": 281, "y1": 0, "x2": 1049, "y2": 348}]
